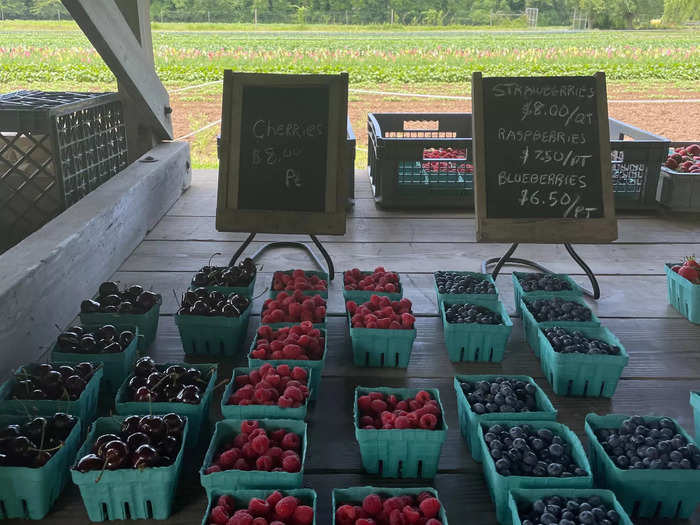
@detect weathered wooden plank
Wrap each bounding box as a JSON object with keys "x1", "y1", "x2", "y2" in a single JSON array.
[{"x1": 119, "y1": 240, "x2": 699, "y2": 275}]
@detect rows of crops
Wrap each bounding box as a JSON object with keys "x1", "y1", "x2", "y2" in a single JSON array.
[{"x1": 0, "y1": 29, "x2": 698, "y2": 84}]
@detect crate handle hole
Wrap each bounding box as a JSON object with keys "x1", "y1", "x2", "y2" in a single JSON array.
[
  {"x1": 394, "y1": 353, "x2": 399, "y2": 367},
  {"x1": 21, "y1": 500, "x2": 28, "y2": 518},
  {"x1": 147, "y1": 500, "x2": 154, "y2": 519},
  {"x1": 364, "y1": 352, "x2": 369, "y2": 367},
  {"x1": 0, "y1": 499, "x2": 6, "y2": 518},
  {"x1": 397, "y1": 459, "x2": 403, "y2": 477},
  {"x1": 459, "y1": 347, "x2": 465, "y2": 361},
  {"x1": 598, "y1": 382, "x2": 606, "y2": 396},
  {"x1": 380, "y1": 353, "x2": 385, "y2": 367},
  {"x1": 674, "y1": 500, "x2": 683, "y2": 519},
  {"x1": 377, "y1": 459, "x2": 383, "y2": 475},
  {"x1": 102, "y1": 502, "x2": 110, "y2": 521},
  {"x1": 123, "y1": 501, "x2": 131, "y2": 519},
  {"x1": 417, "y1": 460, "x2": 423, "y2": 478},
  {"x1": 488, "y1": 348, "x2": 494, "y2": 362},
  {"x1": 632, "y1": 501, "x2": 641, "y2": 518},
  {"x1": 653, "y1": 501, "x2": 662, "y2": 518},
  {"x1": 474, "y1": 348, "x2": 480, "y2": 361},
  {"x1": 582, "y1": 381, "x2": 589, "y2": 396}
]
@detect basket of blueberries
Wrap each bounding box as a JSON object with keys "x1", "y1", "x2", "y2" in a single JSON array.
[
  {"x1": 512, "y1": 272, "x2": 581, "y2": 314},
  {"x1": 434, "y1": 271, "x2": 498, "y2": 306},
  {"x1": 585, "y1": 413, "x2": 700, "y2": 520},
  {"x1": 537, "y1": 326, "x2": 629, "y2": 398},
  {"x1": 520, "y1": 296, "x2": 600, "y2": 357},
  {"x1": 453, "y1": 375, "x2": 557, "y2": 462},
  {"x1": 477, "y1": 420, "x2": 592, "y2": 524},
  {"x1": 507, "y1": 488, "x2": 634, "y2": 525},
  {"x1": 440, "y1": 298, "x2": 512, "y2": 362},
  {"x1": 190, "y1": 257, "x2": 257, "y2": 297}
]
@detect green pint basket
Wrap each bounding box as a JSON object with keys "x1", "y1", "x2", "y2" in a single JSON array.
[
  {"x1": 507, "y1": 488, "x2": 634, "y2": 525},
  {"x1": 248, "y1": 328, "x2": 327, "y2": 400},
  {"x1": 537, "y1": 325, "x2": 629, "y2": 397},
  {"x1": 665, "y1": 263, "x2": 700, "y2": 324},
  {"x1": 434, "y1": 271, "x2": 499, "y2": 306},
  {"x1": 114, "y1": 362, "x2": 217, "y2": 448},
  {"x1": 80, "y1": 297, "x2": 161, "y2": 350},
  {"x1": 50, "y1": 326, "x2": 140, "y2": 395},
  {"x1": 477, "y1": 419, "x2": 592, "y2": 524},
  {"x1": 692, "y1": 391, "x2": 700, "y2": 439},
  {"x1": 453, "y1": 375, "x2": 557, "y2": 462},
  {"x1": 221, "y1": 366, "x2": 311, "y2": 421},
  {"x1": 441, "y1": 299, "x2": 513, "y2": 362},
  {"x1": 332, "y1": 486, "x2": 449, "y2": 525},
  {"x1": 0, "y1": 362, "x2": 103, "y2": 432},
  {"x1": 270, "y1": 270, "x2": 329, "y2": 299},
  {"x1": 70, "y1": 415, "x2": 188, "y2": 521},
  {"x1": 520, "y1": 297, "x2": 601, "y2": 358},
  {"x1": 0, "y1": 414, "x2": 82, "y2": 520},
  {"x1": 354, "y1": 386, "x2": 447, "y2": 479},
  {"x1": 200, "y1": 418, "x2": 307, "y2": 498},
  {"x1": 512, "y1": 272, "x2": 582, "y2": 314},
  {"x1": 201, "y1": 489, "x2": 317, "y2": 525},
  {"x1": 348, "y1": 313, "x2": 417, "y2": 368},
  {"x1": 174, "y1": 304, "x2": 251, "y2": 357},
  {"x1": 585, "y1": 413, "x2": 700, "y2": 520}
]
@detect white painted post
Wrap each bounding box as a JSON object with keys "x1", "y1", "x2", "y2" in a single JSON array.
[
  {"x1": 254, "y1": 7, "x2": 257, "y2": 24},
  {"x1": 207, "y1": 10, "x2": 210, "y2": 22}
]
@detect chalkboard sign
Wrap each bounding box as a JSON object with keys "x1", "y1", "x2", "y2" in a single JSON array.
[
  {"x1": 472, "y1": 72, "x2": 617, "y2": 243},
  {"x1": 216, "y1": 72, "x2": 348, "y2": 235}
]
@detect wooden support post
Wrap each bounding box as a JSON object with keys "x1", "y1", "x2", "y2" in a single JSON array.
[{"x1": 62, "y1": 0, "x2": 174, "y2": 150}]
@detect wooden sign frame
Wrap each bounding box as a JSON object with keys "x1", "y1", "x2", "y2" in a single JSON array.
[
  {"x1": 472, "y1": 71, "x2": 618, "y2": 243},
  {"x1": 216, "y1": 71, "x2": 348, "y2": 234}
]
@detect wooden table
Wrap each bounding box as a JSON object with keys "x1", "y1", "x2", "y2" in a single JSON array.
[{"x1": 17, "y1": 170, "x2": 700, "y2": 524}]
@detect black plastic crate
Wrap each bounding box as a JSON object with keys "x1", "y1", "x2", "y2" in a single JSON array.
[
  {"x1": 0, "y1": 91, "x2": 127, "y2": 253},
  {"x1": 368, "y1": 113, "x2": 473, "y2": 209},
  {"x1": 609, "y1": 118, "x2": 669, "y2": 210}
]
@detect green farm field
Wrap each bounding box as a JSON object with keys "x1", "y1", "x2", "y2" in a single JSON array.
[{"x1": 1, "y1": 21, "x2": 699, "y2": 167}]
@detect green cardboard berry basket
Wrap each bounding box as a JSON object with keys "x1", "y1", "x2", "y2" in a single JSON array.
[
  {"x1": 114, "y1": 362, "x2": 217, "y2": 448},
  {"x1": 434, "y1": 270, "x2": 499, "y2": 306},
  {"x1": 248, "y1": 328, "x2": 327, "y2": 400},
  {"x1": 174, "y1": 303, "x2": 251, "y2": 356},
  {"x1": 269, "y1": 270, "x2": 329, "y2": 299},
  {"x1": 50, "y1": 326, "x2": 140, "y2": 395},
  {"x1": 665, "y1": 263, "x2": 700, "y2": 324},
  {"x1": 691, "y1": 391, "x2": 700, "y2": 439},
  {"x1": 512, "y1": 272, "x2": 582, "y2": 314},
  {"x1": 189, "y1": 273, "x2": 256, "y2": 298},
  {"x1": 332, "y1": 486, "x2": 449, "y2": 525},
  {"x1": 221, "y1": 366, "x2": 311, "y2": 420},
  {"x1": 0, "y1": 362, "x2": 103, "y2": 433},
  {"x1": 200, "y1": 489, "x2": 317, "y2": 525},
  {"x1": 0, "y1": 414, "x2": 82, "y2": 520},
  {"x1": 520, "y1": 296, "x2": 601, "y2": 358},
  {"x1": 200, "y1": 418, "x2": 307, "y2": 497},
  {"x1": 354, "y1": 386, "x2": 447, "y2": 479},
  {"x1": 507, "y1": 488, "x2": 634, "y2": 525},
  {"x1": 477, "y1": 419, "x2": 593, "y2": 524},
  {"x1": 441, "y1": 298, "x2": 513, "y2": 362},
  {"x1": 348, "y1": 312, "x2": 417, "y2": 368},
  {"x1": 537, "y1": 325, "x2": 629, "y2": 397},
  {"x1": 584, "y1": 413, "x2": 700, "y2": 519},
  {"x1": 71, "y1": 415, "x2": 188, "y2": 521},
  {"x1": 343, "y1": 270, "x2": 403, "y2": 303},
  {"x1": 80, "y1": 296, "x2": 161, "y2": 350},
  {"x1": 453, "y1": 375, "x2": 557, "y2": 462}
]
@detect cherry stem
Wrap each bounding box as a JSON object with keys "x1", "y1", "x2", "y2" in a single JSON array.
[
  {"x1": 32, "y1": 442, "x2": 63, "y2": 453},
  {"x1": 94, "y1": 457, "x2": 108, "y2": 483},
  {"x1": 172, "y1": 289, "x2": 181, "y2": 306},
  {"x1": 208, "y1": 252, "x2": 222, "y2": 267},
  {"x1": 213, "y1": 379, "x2": 230, "y2": 391},
  {"x1": 39, "y1": 418, "x2": 47, "y2": 450}
]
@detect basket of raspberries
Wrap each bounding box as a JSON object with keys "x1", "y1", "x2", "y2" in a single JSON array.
[
  {"x1": 0, "y1": 413, "x2": 81, "y2": 520},
  {"x1": 71, "y1": 414, "x2": 187, "y2": 521},
  {"x1": 271, "y1": 269, "x2": 329, "y2": 299},
  {"x1": 343, "y1": 267, "x2": 402, "y2": 302},
  {"x1": 346, "y1": 295, "x2": 416, "y2": 368},
  {"x1": 508, "y1": 489, "x2": 633, "y2": 525},
  {"x1": 191, "y1": 256, "x2": 257, "y2": 297},
  {"x1": 585, "y1": 413, "x2": 700, "y2": 519},
  {"x1": 79, "y1": 281, "x2": 161, "y2": 349},
  {"x1": 262, "y1": 291, "x2": 327, "y2": 327},
  {"x1": 434, "y1": 270, "x2": 498, "y2": 306},
  {"x1": 204, "y1": 489, "x2": 316, "y2": 525},
  {"x1": 114, "y1": 357, "x2": 217, "y2": 447},
  {"x1": 665, "y1": 256, "x2": 700, "y2": 324},
  {"x1": 477, "y1": 421, "x2": 592, "y2": 523},
  {"x1": 512, "y1": 272, "x2": 581, "y2": 314},
  {"x1": 440, "y1": 299, "x2": 513, "y2": 363},
  {"x1": 0, "y1": 361, "x2": 102, "y2": 430},
  {"x1": 248, "y1": 323, "x2": 326, "y2": 399},
  {"x1": 223, "y1": 364, "x2": 312, "y2": 421},
  {"x1": 454, "y1": 375, "x2": 557, "y2": 462},
  {"x1": 537, "y1": 326, "x2": 629, "y2": 397},
  {"x1": 174, "y1": 288, "x2": 252, "y2": 356},
  {"x1": 354, "y1": 387, "x2": 447, "y2": 479},
  {"x1": 201, "y1": 419, "x2": 306, "y2": 496},
  {"x1": 333, "y1": 487, "x2": 449, "y2": 525}
]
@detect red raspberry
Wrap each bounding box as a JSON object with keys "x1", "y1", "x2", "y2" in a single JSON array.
[
  {"x1": 229, "y1": 510, "x2": 254, "y2": 525},
  {"x1": 255, "y1": 455, "x2": 274, "y2": 471},
  {"x1": 370, "y1": 399, "x2": 388, "y2": 413},
  {"x1": 362, "y1": 494, "x2": 382, "y2": 516},
  {"x1": 210, "y1": 505, "x2": 230, "y2": 524},
  {"x1": 335, "y1": 504, "x2": 356, "y2": 524},
  {"x1": 416, "y1": 492, "x2": 433, "y2": 504},
  {"x1": 389, "y1": 508, "x2": 406, "y2": 525},
  {"x1": 218, "y1": 495, "x2": 236, "y2": 511},
  {"x1": 394, "y1": 415, "x2": 410, "y2": 429},
  {"x1": 251, "y1": 518, "x2": 268, "y2": 525},
  {"x1": 205, "y1": 465, "x2": 221, "y2": 474},
  {"x1": 275, "y1": 496, "x2": 298, "y2": 519},
  {"x1": 248, "y1": 498, "x2": 271, "y2": 516},
  {"x1": 402, "y1": 505, "x2": 421, "y2": 524},
  {"x1": 419, "y1": 413, "x2": 438, "y2": 430},
  {"x1": 278, "y1": 396, "x2": 294, "y2": 408},
  {"x1": 383, "y1": 497, "x2": 404, "y2": 515},
  {"x1": 356, "y1": 520, "x2": 376, "y2": 525},
  {"x1": 291, "y1": 367, "x2": 308, "y2": 382},
  {"x1": 270, "y1": 429, "x2": 286, "y2": 443},
  {"x1": 218, "y1": 448, "x2": 241, "y2": 469},
  {"x1": 419, "y1": 498, "x2": 441, "y2": 519},
  {"x1": 266, "y1": 491, "x2": 284, "y2": 507},
  {"x1": 281, "y1": 432, "x2": 301, "y2": 450},
  {"x1": 415, "y1": 390, "x2": 432, "y2": 403},
  {"x1": 241, "y1": 420, "x2": 259, "y2": 434},
  {"x1": 292, "y1": 504, "x2": 314, "y2": 525},
  {"x1": 251, "y1": 434, "x2": 270, "y2": 455},
  {"x1": 233, "y1": 457, "x2": 250, "y2": 471},
  {"x1": 426, "y1": 520, "x2": 441, "y2": 525},
  {"x1": 282, "y1": 453, "x2": 301, "y2": 472}
]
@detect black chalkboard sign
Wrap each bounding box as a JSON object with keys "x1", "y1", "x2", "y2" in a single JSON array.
[
  {"x1": 472, "y1": 72, "x2": 617, "y2": 243},
  {"x1": 238, "y1": 86, "x2": 329, "y2": 213},
  {"x1": 216, "y1": 72, "x2": 348, "y2": 235}
]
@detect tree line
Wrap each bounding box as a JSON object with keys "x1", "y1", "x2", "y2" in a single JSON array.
[{"x1": 0, "y1": 0, "x2": 697, "y2": 28}]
